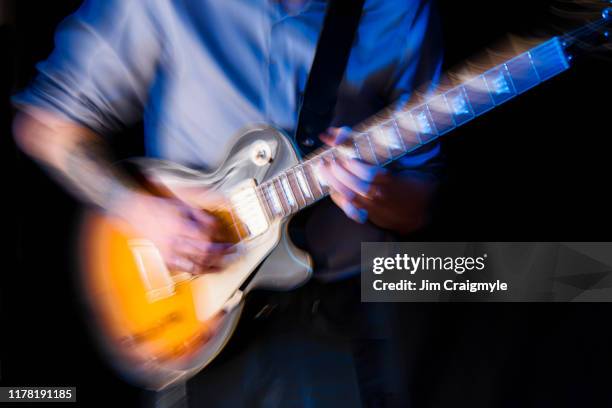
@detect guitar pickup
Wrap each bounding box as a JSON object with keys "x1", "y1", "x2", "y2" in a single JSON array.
[{"x1": 229, "y1": 179, "x2": 270, "y2": 238}]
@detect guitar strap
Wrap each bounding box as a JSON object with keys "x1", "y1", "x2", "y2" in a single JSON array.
[{"x1": 294, "y1": 0, "x2": 366, "y2": 154}]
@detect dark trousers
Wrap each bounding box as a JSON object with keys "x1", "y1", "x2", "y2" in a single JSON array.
[
  {"x1": 147, "y1": 277, "x2": 408, "y2": 408},
  {"x1": 147, "y1": 282, "x2": 612, "y2": 408}
]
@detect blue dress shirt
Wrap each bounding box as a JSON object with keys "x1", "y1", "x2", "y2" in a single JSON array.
[{"x1": 14, "y1": 0, "x2": 442, "y2": 170}]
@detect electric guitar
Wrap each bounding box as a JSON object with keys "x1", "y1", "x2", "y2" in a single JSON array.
[{"x1": 80, "y1": 11, "x2": 611, "y2": 390}]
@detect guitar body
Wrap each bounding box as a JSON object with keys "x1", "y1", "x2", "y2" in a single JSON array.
[{"x1": 80, "y1": 126, "x2": 313, "y2": 390}]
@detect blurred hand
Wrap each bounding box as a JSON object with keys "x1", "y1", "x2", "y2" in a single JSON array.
[
  {"x1": 318, "y1": 127, "x2": 436, "y2": 235},
  {"x1": 110, "y1": 191, "x2": 235, "y2": 274}
]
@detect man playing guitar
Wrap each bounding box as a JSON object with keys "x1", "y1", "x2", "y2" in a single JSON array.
[{"x1": 13, "y1": 0, "x2": 443, "y2": 406}]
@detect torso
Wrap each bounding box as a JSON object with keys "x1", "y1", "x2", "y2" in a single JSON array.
[{"x1": 144, "y1": 0, "x2": 436, "y2": 170}]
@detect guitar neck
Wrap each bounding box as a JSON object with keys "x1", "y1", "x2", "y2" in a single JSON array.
[{"x1": 255, "y1": 36, "x2": 570, "y2": 221}]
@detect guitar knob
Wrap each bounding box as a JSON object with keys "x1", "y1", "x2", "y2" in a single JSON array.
[{"x1": 251, "y1": 141, "x2": 273, "y2": 166}]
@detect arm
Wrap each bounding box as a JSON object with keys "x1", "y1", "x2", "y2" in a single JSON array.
[
  {"x1": 321, "y1": 0, "x2": 444, "y2": 235},
  {"x1": 12, "y1": 0, "x2": 159, "y2": 209},
  {"x1": 14, "y1": 106, "x2": 233, "y2": 274},
  {"x1": 13, "y1": 108, "x2": 135, "y2": 211},
  {"x1": 12, "y1": 0, "x2": 232, "y2": 273}
]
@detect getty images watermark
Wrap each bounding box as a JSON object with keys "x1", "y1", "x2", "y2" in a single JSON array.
[
  {"x1": 371, "y1": 251, "x2": 508, "y2": 293},
  {"x1": 361, "y1": 242, "x2": 612, "y2": 302}
]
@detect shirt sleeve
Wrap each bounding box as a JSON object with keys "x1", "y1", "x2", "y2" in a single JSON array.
[
  {"x1": 12, "y1": 0, "x2": 161, "y2": 134},
  {"x1": 388, "y1": 0, "x2": 444, "y2": 171}
]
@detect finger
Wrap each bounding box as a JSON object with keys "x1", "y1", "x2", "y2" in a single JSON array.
[
  {"x1": 172, "y1": 245, "x2": 225, "y2": 274},
  {"x1": 187, "y1": 208, "x2": 219, "y2": 228},
  {"x1": 317, "y1": 161, "x2": 356, "y2": 200},
  {"x1": 320, "y1": 126, "x2": 352, "y2": 146},
  {"x1": 183, "y1": 208, "x2": 227, "y2": 239},
  {"x1": 340, "y1": 158, "x2": 388, "y2": 184},
  {"x1": 187, "y1": 253, "x2": 225, "y2": 274},
  {"x1": 351, "y1": 193, "x2": 383, "y2": 215},
  {"x1": 314, "y1": 160, "x2": 370, "y2": 223},
  {"x1": 329, "y1": 160, "x2": 372, "y2": 197},
  {"x1": 173, "y1": 237, "x2": 234, "y2": 260},
  {"x1": 329, "y1": 191, "x2": 368, "y2": 224},
  {"x1": 350, "y1": 191, "x2": 407, "y2": 228},
  {"x1": 183, "y1": 237, "x2": 234, "y2": 253},
  {"x1": 179, "y1": 220, "x2": 211, "y2": 242},
  {"x1": 341, "y1": 159, "x2": 394, "y2": 202},
  {"x1": 178, "y1": 211, "x2": 228, "y2": 241},
  {"x1": 317, "y1": 161, "x2": 369, "y2": 223},
  {"x1": 328, "y1": 158, "x2": 390, "y2": 199}
]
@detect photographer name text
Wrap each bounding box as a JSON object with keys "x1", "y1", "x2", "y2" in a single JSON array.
[{"x1": 371, "y1": 253, "x2": 508, "y2": 294}]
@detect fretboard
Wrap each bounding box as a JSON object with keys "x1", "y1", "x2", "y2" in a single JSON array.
[{"x1": 255, "y1": 37, "x2": 569, "y2": 222}]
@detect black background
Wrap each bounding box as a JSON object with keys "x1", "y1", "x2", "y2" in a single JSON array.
[{"x1": 2, "y1": 1, "x2": 612, "y2": 407}]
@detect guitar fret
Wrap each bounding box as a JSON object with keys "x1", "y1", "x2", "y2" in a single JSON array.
[
  {"x1": 369, "y1": 127, "x2": 394, "y2": 164},
  {"x1": 529, "y1": 38, "x2": 569, "y2": 81},
  {"x1": 445, "y1": 86, "x2": 471, "y2": 125},
  {"x1": 389, "y1": 118, "x2": 407, "y2": 152},
  {"x1": 506, "y1": 51, "x2": 540, "y2": 94},
  {"x1": 427, "y1": 95, "x2": 456, "y2": 135},
  {"x1": 410, "y1": 105, "x2": 437, "y2": 143},
  {"x1": 274, "y1": 181, "x2": 288, "y2": 217},
  {"x1": 527, "y1": 52, "x2": 542, "y2": 82},
  {"x1": 264, "y1": 182, "x2": 284, "y2": 217},
  {"x1": 504, "y1": 64, "x2": 518, "y2": 93},
  {"x1": 310, "y1": 158, "x2": 330, "y2": 195},
  {"x1": 352, "y1": 139, "x2": 362, "y2": 161},
  {"x1": 303, "y1": 161, "x2": 324, "y2": 199},
  {"x1": 394, "y1": 111, "x2": 422, "y2": 151},
  {"x1": 295, "y1": 166, "x2": 314, "y2": 203},
  {"x1": 463, "y1": 76, "x2": 495, "y2": 116},
  {"x1": 354, "y1": 133, "x2": 379, "y2": 165},
  {"x1": 286, "y1": 170, "x2": 306, "y2": 208},
  {"x1": 365, "y1": 132, "x2": 383, "y2": 164},
  {"x1": 483, "y1": 64, "x2": 516, "y2": 105},
  {"x1": 377, "y1": 122, "x2": 406, "y2": 161},
  {"x1": 274, "y1": 178, "x2": 291, "y2": 214},
  {"x1": 384, "y1": 120, "x2": 407, "y2": 157},
  {"x1": 280, "y1": 174, "x2": 297, "y2": 211}
]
